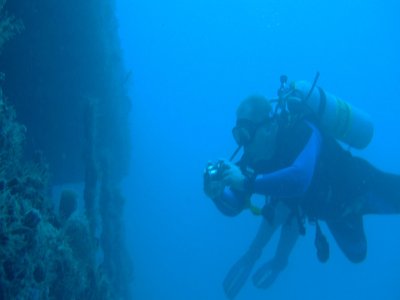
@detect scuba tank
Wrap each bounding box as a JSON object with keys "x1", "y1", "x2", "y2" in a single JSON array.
[{"x1": 280, "y1": 75, "x2": 374, "y2": 149}]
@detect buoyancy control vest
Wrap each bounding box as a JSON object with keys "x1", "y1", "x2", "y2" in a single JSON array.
[{"x1": 268, "y1": 74, "x2": 375, "y2": 262}]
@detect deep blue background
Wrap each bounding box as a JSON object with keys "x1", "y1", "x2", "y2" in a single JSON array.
[{"x1": 116, "y1": 0, "x2": 400, "y2": 299}]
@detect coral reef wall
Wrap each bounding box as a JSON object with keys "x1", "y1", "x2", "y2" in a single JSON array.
[
  {"x1": 0, "y1": 0, "x2": 132, "y2": 299},
  {"x1": 0, "y1": 0, "x2": 131, "y2": 184}
]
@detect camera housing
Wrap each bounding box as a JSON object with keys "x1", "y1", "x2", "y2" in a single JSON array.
[{"x1": 204, "y1": 160, "x2": 224, "y2": 183}]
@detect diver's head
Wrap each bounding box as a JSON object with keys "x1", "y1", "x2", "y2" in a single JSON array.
[{"x1": 232, "y1": 95, "x2": 278, "y2": 163}]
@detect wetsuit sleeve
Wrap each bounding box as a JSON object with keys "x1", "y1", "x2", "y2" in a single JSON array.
[
  {"x1": 248, "y1": 123, "x2": 322, "y2": 198},
  {"x1": 212, "y1": 187, "x2": 247, "y2": 216}
]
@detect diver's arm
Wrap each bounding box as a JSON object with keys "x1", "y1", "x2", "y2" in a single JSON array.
[{"x1": 247, "y1": 123, "x2": 322, "y2": 198}]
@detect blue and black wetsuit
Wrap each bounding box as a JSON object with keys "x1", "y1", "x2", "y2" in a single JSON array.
[{"x1": 213, "y1": 120, "x2": 400, "y2": 263}]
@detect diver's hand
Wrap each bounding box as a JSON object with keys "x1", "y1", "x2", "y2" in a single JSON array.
[
  {"x1": 222, "y1": 161, "x2": 246, "y2": 191},
  {"x1": 203, "y1": 160, "x2": 228, "y2": 199}
]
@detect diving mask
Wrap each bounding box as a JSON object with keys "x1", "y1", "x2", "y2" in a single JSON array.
[{"x1": 232, "y1": 119, "x2": 269, "y2": 146}]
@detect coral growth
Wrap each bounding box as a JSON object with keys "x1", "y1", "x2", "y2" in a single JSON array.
[
  {"x1": 0, "y1": 88, "x2": 26, "y2": 180},
  {"x1": 58, "y1": 189, "x2": 78, "y2": 223},
  {"x1": 0, "y1": 89, "x2": 110, "y2": 299},
  {"x1": 0, "y1": 1, "x2": 132, "y2": 298},
  {"x1": 0, "y1": 0, "x2": 23, "y2": 53}
]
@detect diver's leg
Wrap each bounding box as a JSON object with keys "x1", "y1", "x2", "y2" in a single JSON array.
[
  {"x1": 348, "y1": 157, "x2": 400, "y2": 214},
  {"x1": 248, "y1": 201, "x2": 291, "y2": 255},
  {"x1": 223, "y1": 202, "x2": 289, "y2": 299},
  {"x1": 363, "y1": 170, "x2": 400, "y2": 214},
  {"x1": 252, "y1": 213, "x2": 300, "y2": 289},
  {"x1": 223, "y1": 218, "x2": 277, "y2": 299},
  {"x1": 273, "y1": 216, "x2": 300, "y2": 269},
  {"x1": 326, "y1": 215, "x2": 367, "y2": 263}
]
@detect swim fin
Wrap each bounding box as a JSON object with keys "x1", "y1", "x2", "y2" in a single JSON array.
[
  {"x1": 252, "y1": 259, "x2": 280, "y2": 289},
  {"x1": 223, "y1": 253, "x2": 257, "y2": 299}
]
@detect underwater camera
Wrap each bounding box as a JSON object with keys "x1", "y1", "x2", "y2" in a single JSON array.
[{"x1": 204, "y1": 160, "x2": 225, "y2": 183}]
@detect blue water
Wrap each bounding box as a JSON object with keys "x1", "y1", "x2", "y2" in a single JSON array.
[{"x1": 116, "y1": 0, "x2": 400, "y2": 299}]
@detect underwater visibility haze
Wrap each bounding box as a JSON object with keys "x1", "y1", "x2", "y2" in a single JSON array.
[
  {"x1": 118, "y1": 0, "x2": 400, "y2": 299},
  {"x1": 0, "y1": 0, "x2": 399, "y2": 299}
]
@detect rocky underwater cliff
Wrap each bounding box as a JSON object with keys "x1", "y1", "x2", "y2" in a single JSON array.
[{"x1": 0, "y1": 0, "x2": 133, "y2": 299}]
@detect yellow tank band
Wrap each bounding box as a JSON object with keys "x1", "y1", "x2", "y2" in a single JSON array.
[{"x1": 334, "y1": 98, "x2": 352, "y2": 139}]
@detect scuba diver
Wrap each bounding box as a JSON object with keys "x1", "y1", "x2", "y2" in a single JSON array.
[{"x1": 203, "y1": 74, "x2": 400, "y2": 299}]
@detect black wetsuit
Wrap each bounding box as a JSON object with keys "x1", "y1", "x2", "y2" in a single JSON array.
[
  {"x1": 216, "y1": 119, "x2": 400, "y2": 263},
  {"x1": 276, "y1": 120, "x2": 400, "y2": 262}
]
